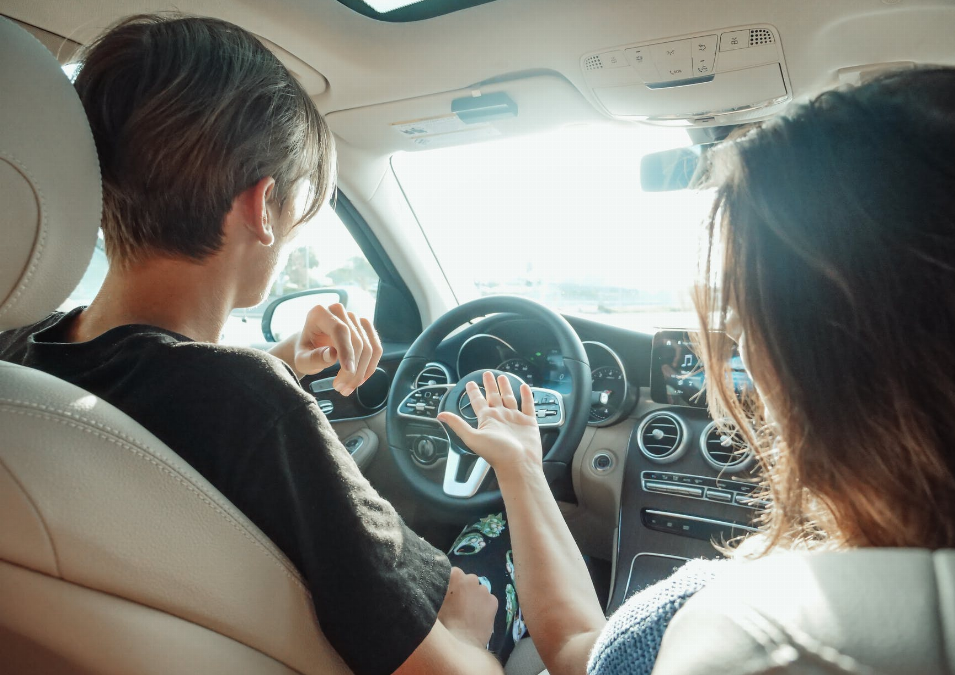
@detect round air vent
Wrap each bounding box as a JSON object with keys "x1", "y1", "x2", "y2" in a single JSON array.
[
  {"x1": 414, "y1": 362, "x2": 452, "y2": 388},
  {"x1": 637, "y1": 412, "x2": 688, "y2": 463},
  {"x1": 356, "y1": 368, "x2": 389, "y2": 411},
  {"x1": 699, "y1": 420, "x2": 753, "y2": 472}
]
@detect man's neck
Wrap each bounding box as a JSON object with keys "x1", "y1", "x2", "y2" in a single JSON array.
[{"x1": 70, "y1": 255, "x2": 239, "y2": 344}]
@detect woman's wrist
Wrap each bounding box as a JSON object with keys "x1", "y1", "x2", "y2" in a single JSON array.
[{"x1": 495, "y1": 458, "x2": 549, "y2": 496}]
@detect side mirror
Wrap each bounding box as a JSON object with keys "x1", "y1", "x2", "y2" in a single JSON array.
[
  {"x1": 262, "y1": 288, "x2": 350, "y2": 342},
  {"x1": 640, "y1": 144, "x2": 709, "y2": 192}
]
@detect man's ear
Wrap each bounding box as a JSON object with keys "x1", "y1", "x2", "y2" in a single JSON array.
[{"x1": 230, "y1": 176, "x2": 277, "y2": 247}]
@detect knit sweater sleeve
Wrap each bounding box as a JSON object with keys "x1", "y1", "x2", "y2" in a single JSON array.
[{"x1": 587, "y1": 558, "x2": 722, "y2": 675}]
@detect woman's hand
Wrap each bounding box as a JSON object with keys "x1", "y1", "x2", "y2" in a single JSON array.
[{"x1": 437, "y1": 371, "x2": 544, "y2": 479}]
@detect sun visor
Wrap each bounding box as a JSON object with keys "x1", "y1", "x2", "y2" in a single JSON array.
[
  {"x1": 326, "y1": 73, "x2": 601, "y2": 153},
  {"x1": 580, "y1": 24, "x2": 792, "y2": 126}
]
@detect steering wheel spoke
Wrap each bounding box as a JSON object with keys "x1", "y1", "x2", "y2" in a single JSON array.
[
  {"x1": 443, "y1": 449, "x2": 492, "y2": 498},
  {"x1": 397, "y1": 384, "x2": 454, "y2": 424},
  {"x1": 530, "y1": 387, "x2": 565, "y2": 428}
]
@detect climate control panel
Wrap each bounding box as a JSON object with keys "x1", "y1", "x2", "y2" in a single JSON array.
[{"x1": 641, "y1": 470, "x2": 768, "y2": 509}]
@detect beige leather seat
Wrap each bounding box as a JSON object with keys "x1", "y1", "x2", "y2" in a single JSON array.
[
  {"x1": 0, "y1": 17, "x2": 349, "y2": 674},
  {"x1": 653, "y1": 548, "x2": 955, "y2": 675}
]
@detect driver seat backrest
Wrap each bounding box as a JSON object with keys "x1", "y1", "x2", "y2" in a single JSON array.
[{"x1": 0, "y1": 17, "x2": 349, "y2": 674}]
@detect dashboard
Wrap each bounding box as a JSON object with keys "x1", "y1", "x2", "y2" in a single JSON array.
[
  {"x1": 419, "y1": 315, "x2": 760, "y2": 615},
  {"x1": 454, "y1": 331, "x2": 635, "y2": 426},
  {"x1": 326, "y1": 312, "x2": 759, "y2": 616}
]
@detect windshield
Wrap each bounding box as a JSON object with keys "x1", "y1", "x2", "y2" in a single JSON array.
[{"x1": 392, "y1": 123, "x2": 714, "y2": 332}]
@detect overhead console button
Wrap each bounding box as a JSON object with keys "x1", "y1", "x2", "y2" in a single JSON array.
[
  {"x1": 624, "y1": 47, "x2": 659, "y2": 81},
  {"x1": 652, "y1": 39, "x2": 692, "y2": 81},
  {"x1": 692, "y1": 35, "x2": 718, "y2": 76},
  {"x1": 597, "y1": 50, "x2": 629, "y2": 69},
  {"x1": 720, "y1": 30, "x2": 750, "y2": 52}
]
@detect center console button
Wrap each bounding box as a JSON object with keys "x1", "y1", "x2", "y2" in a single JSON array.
[{"x1": 705, "y1": 488, "x2": 732, "y2": 503}]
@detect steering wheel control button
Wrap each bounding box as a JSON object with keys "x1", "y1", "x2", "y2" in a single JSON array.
[
  {"x1": 398, "y1": 385, "x2": 452, "y2": 423},
  {"x1": 529, "y1": 388, "x2": 564, "y2": 428}
]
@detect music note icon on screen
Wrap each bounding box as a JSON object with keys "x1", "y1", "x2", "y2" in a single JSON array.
[{"x1": 682, "y1": 354, "x2": 693, "y2": 368}]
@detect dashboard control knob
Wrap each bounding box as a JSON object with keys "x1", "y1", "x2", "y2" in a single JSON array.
[{"x1": 592, "y1": 452, "x2": 614, "y2": 472}]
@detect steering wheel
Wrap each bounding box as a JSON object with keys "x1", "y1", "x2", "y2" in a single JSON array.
[{"x1": 386, "y1": 296, "x2": 591, "y2": 516}]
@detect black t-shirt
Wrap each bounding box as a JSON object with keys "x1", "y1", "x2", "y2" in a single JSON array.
[{"x1": 0, "y1": 308, "x2": 451, "y2": 675}]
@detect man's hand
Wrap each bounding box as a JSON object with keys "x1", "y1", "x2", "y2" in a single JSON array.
[
  {"x1": 292, "y1": 303, "x2": 382, "y2": 395},
  {"x1": 437, "y1": 371, "x2": 544, "y2": 479},
  {"x1": 437, "y1": 567, "x2": 498, "y2": 650}
]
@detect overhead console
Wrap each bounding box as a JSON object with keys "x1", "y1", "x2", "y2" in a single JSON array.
[{"x1": 580, "y1": 24, "x2": 791, "y2": 126}]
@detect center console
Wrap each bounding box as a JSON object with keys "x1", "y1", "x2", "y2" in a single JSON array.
[{"x1": 606, "y1": 331, "x2": 761, "y2": 612}]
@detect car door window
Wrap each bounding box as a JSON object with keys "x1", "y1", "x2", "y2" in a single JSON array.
[
  {"x1": 221, "y1": 204, "x2": 379, "y2": 346},
  {"x1": 60, "y1": 206, "x2": 379, "y2": 347}
]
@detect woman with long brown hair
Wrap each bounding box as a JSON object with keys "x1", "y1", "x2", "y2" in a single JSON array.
[{"x1": 438, "y1": 66, "x2": 955, "y2": 675}]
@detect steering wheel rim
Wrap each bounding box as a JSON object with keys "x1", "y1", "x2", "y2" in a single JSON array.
[{"x1": 386, "y1": 296, "x2": 591, "y2": 516}]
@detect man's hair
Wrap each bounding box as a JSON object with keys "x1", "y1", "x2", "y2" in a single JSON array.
[{"x1": 74, "y1": 14, "x2": 335, "y2": 264}]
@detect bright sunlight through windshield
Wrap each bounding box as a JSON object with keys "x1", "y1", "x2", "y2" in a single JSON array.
[{"x1": 392, "y1": 123, "x2": 714, "y2": 332}]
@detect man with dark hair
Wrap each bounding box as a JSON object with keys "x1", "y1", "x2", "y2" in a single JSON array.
[{"x1": 0, "y1": 14, "x2": 501, "y2": 675}]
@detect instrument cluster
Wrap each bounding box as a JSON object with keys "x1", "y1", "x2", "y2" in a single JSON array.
[{"x1": 456, "y1": 334, "x2": 634, "y2": 426}]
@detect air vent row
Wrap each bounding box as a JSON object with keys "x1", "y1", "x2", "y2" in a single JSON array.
[
  {"x1": 700, "y1": 421, "x2": 753, "y2": 472},
  {"x1": 414, "y1": 363, "x2": 452, "y2": 389},
  {"x1": 637, "y1": 412, "x2": 688, "y2": 463}
]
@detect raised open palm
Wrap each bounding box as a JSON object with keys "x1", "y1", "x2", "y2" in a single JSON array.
[{"x1": 438, "y1": 371, "x2": 544, "y2": 475}]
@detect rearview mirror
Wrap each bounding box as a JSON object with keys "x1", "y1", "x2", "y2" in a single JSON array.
[
  {"x1": 262, "y1": 288, "x2": 350, "y2": 342},
  {"x1": 640, "y1": 144, "x2": 710, "y2": 192}
]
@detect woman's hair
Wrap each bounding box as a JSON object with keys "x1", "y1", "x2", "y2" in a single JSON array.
[
  {"x1": 695, "y1": 67, "x2": 955, "y2": 554},
  {"x1": 74, "y1": 14, "x2": 335, "y2": 265}
]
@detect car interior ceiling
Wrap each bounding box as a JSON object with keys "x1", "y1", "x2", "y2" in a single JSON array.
[{"x1": 2, "y1": 0, "x2": 955, "y2": 662}]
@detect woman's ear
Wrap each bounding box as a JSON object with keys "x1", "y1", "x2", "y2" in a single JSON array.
[{"x1": 233, "y1": 176, "x2": 277, "y2": 246}]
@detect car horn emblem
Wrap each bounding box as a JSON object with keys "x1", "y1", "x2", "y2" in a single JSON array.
[{"x1": 458, "y1": 388, "x2": 484, "y2": 421}]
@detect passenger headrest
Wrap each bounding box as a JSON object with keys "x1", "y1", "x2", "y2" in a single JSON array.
[{"x1": 0, "y1": 17, "x2": 100, "y2": 332}]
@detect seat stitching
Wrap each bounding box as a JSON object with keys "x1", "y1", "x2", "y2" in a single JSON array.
[
  {"x1": 0, "y1": 394, "x2": 295, "y2": 565},
  {"x1": 0, "y1": 152, "x2": 47, "y2": 321},
  {"x1": 0, "y1": 405, "x2": 311, "y2": 594},
  {"x1": 0, "y1": 454, "x2": 61, "y2": 577},
  {"x1": 0, "y1": 33, "x2": 103, "y2": 323}
]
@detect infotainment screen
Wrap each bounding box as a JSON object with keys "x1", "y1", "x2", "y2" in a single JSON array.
[{"x1": 649, "y1": 330, "x2": 751, "y2": 408}]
